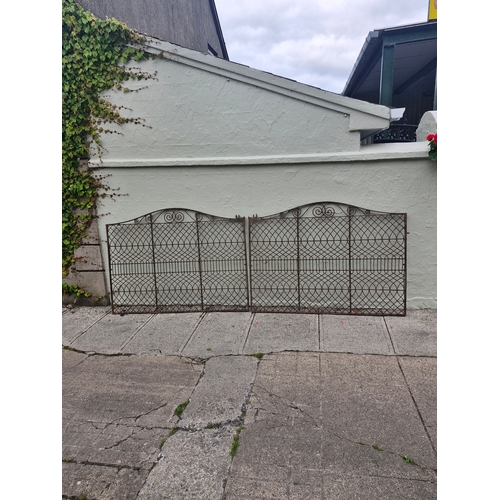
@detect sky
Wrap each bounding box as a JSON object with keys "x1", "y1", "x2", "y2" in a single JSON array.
[{"x1": 214, "y1": 0, "x2": 431, "y2": 94}]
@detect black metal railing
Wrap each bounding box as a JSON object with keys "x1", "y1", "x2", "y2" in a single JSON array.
[
  {"x1": 373, "y1": 124, "x2": 417, "y2": 143},
  {"x1": 107, "y1": 209, "x2": 249, "y2": 314},
  {"x1": 248, "y1": 203, "x2": 406, "y2": 316},
  {"x1": 107, "y1": 203, "x2": 407, "y2": 316}
]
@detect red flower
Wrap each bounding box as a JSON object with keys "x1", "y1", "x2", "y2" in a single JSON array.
[{"x1": 426, "y1": 133, "x2": 437, "y2": 144}]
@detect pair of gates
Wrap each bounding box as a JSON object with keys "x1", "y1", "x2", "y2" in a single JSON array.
[{"x1": 106, "y1": 202, "x2": 407, "y2": 316}]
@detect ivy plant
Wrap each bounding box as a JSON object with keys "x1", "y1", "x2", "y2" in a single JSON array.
[{"x1": 62, "y1": 0, "x2": 153, "y2": 290}]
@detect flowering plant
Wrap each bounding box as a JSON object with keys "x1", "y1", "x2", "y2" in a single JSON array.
[{"x1": 426, "y1": 133, "x2": 437, "y2": 162}]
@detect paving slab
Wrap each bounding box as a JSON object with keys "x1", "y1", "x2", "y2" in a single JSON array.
[
  {"x1": 321, "y1": 474, "x2": 438, "y2": 500},
  {"x1": 243, "y1": 313, "x2": 319, "y2": 354},
  {"x1": 385, "y1": 310, "x2": 437, "y2": 356},
  {"x1": 70, "y1": 313, "x2": 154, "y2": 354},
  {"x1": 62, "y1": 347, "x2": 88, "y2": 373},
  {"x1": 137, "y1": 426, "x2": 235, "y2": 500},
  {"x1": 178, "y1": 355, "x2": 259, "y2": 429},
  {"x1": 320, "y1": 315, "x2": 394, "y2": 354},
  {"x1": 62, "y1": 350, "x2": 203, "y2": 500},
  {"x1": 122, "y1": 312, "x2": 202, "y2": 355},
  {"x1": 226, "y1": 352, "x2": 436, "y2": 499},
  {"x1": 62, "y1": 462, "x2": 149, "y2": 500},
  {"x1": 62, "y1": 306, "x2": 110, "y2": 344},
  {"x1": 181, "y1": 312, "x2": 252, "y2": 357},
  {"x1": 399, "y1": 356, "x2": 437, "y2": 451},
  {"x1": 320, "y1": 353, "x2": 436, "y2": 470}
]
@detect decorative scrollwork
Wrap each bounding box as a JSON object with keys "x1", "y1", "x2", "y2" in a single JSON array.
[
  {"x1": 312, "y1": 205, "x2": 335, "y2": 218},
  {"x1": 164, "y1": 211, "x2": 184, "y2": 223},
  {"x1": 133, "y1": 214, "x2": 152, "y2": 224},
  {"x1": 195, "y1": 212, "x2": 216, "y2": 222}
]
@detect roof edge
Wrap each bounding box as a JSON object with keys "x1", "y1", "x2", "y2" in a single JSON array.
[
  {"x1": 208, "y1": 0, "x2": 229, "y2": 60},
  {"x1": 343, "y1": 20, "x2": 437, "y2": 96},
  {"x1": 140, "y1": 39, "x2": 391, "y2": 127}
]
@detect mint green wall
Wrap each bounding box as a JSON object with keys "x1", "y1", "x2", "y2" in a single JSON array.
[
  {"x1": 96, "y1": 151, "x2": 436, "y2": 309},
  {"x1": 91, "y1": 42, "x2": 436, "y2": 309},
  {"x1": 91, "y1": 42, "x2": 392, "y2": 166}
]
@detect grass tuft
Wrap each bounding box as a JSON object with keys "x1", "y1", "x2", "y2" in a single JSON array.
[
  {"x1": 206, "y1": 423, "x2": 221, "y2": 429},
  {"x1": 250, "y1": 353, "x2": 264, "y2": 360},
  {"x1": 174, "y1": 400, "x2": 189, "y2": 418},
  {"x1": 230, "y1": 426, "x2": 245, "y2": 458}
]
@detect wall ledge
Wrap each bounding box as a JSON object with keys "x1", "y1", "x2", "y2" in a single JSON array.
[{"x1": 90, "y1": 142, "x2": 430, "y2": 168}]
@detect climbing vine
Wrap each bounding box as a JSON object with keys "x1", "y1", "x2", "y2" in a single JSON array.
[{"x1": 62, "y1": 0, "x2": 153, "y2": 286}]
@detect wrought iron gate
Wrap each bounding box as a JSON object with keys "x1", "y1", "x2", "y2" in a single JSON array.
[
  {"x1": 107, "y1": 203, "x2": 407, "y2": 315},
  {"x1": 248, "y1": 202, "x2": 407, "y2": 316},
  {"x1": 106, "y1": 209, "x2": 249, "y2": 314}
]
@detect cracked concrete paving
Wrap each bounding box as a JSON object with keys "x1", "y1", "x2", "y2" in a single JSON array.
[
  {"x1": 226, "y1": 352, "x2": 436, "y2": 500},
  {"x1": 62, "y1": 308, "x2": 436, "y2": 499},
  {"x1": 62, "y1": 350, "x2": 203, "y2": 499}
]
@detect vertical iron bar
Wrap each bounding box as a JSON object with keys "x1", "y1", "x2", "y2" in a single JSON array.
[
  {"x1": 106, "y1": 224, "x2": 115, "y2": 313},
  {"x1": 248, "y1": 218, "x2": 254, "y2": 311},
  {"x1": 195, "y1": 216, "x2": 204, "y2": 310},
  {"x1": 348, "y1": 213, "x2": 352, "y2": 314},
  {"x1": 296, "y1": 213, "x2": 301, "y2": 310},
  {"x1": 403, "y1": 213, "x2": 407, "y2": 316},
  {"x1": 242, "y1": 217, "x2": 251, "y2": 310},
  {"x1": 149, "y1": 219, "x2": 159, "y2": 312}
]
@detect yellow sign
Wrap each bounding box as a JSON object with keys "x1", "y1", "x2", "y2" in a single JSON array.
[{"x1": 428, "y1": 0, "x2": 437, "y2": 20}]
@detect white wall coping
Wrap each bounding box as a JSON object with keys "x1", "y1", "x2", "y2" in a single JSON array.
[{"x1": 90, "y1": 141, "x2": 430, "y2": 168}]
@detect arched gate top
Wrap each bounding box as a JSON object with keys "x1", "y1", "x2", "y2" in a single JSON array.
[
  {"x1": 250, "y1": 201, "x2": 405, "y2": 220},
  {"x1": 107, "y1": 208, "x2": 244, "y2": 226}
]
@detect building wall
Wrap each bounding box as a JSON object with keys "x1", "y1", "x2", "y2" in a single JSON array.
[
  {"x1": 77, "y1": 0, "x2": 227, "y2": 58},
  {"x1": 84, "y1": 45, "x2": 436, "y2": 310},
  {"x1": 92, "y1": 56, "x2": 369, "y2": 165},
  {"x1": 94, "y1": 149, "x2": 437, "y2": 309}
]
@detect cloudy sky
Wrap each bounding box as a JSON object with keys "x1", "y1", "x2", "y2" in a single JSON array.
[{"x1": 215, "y1": 0, "x2": 431, "y2": 94}]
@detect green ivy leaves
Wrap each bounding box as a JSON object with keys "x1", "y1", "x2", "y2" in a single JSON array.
[{"x1": 62, "y1": 0, "x2": 152, "y2": 283}]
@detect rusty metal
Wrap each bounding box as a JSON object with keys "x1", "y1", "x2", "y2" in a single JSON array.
[
  {"x1": 248, "y1": 202, "x2": 407, "y2": 316},
  {"x1": 106, "y1": 209, "x2": 249, "y2": 314}
]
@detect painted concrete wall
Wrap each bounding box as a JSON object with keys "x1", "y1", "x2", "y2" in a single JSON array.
[
  {"x1": 94, "y1": 147, "x2": 436, "y2": 309},
  {"x1": 86, "y1": 44, "x2": 436, "y2": 309},
  {"x1": 91, "y1": 43, "x2": 392, "y2": 167}
]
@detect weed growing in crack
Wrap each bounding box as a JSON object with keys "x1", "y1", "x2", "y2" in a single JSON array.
[
  {"x1": 206, "y1": 423, "x2": 221, "y2": 429},
  {"x1": 63, "y1": 458, "x2": 75, "y2": 463},
  {"x1": 230, "y1": 426, "x2": 244, "y2": 458},
  {"x1": 169, "y1": 428, "x2": 178, "y2": 437},
  {"x1": 250, "y1": 353, "x2": 264, "y2": 359},
  {"x1": 159, "y1": 438, "x2": 166, "y2": 448},
  {"x1": 174, "y1": 401, "x2": 189, "y2": 418},
  {"x1": 77, "y1": 494, "x2": 87, "y2": 500},
  {"x1": 402, "y1": 455, "x2": 417, "y2": 464},
  {"x1": 372, "y1": 444, "x2": 383, "y2": 451}
]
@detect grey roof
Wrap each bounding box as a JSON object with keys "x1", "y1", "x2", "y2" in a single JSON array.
[
  {"x1": 77, "y1": 0, "x2": 229, "y2": 60},
  {"x1": 343, "y1": 21, "x2": 437, "y2": 97}
]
